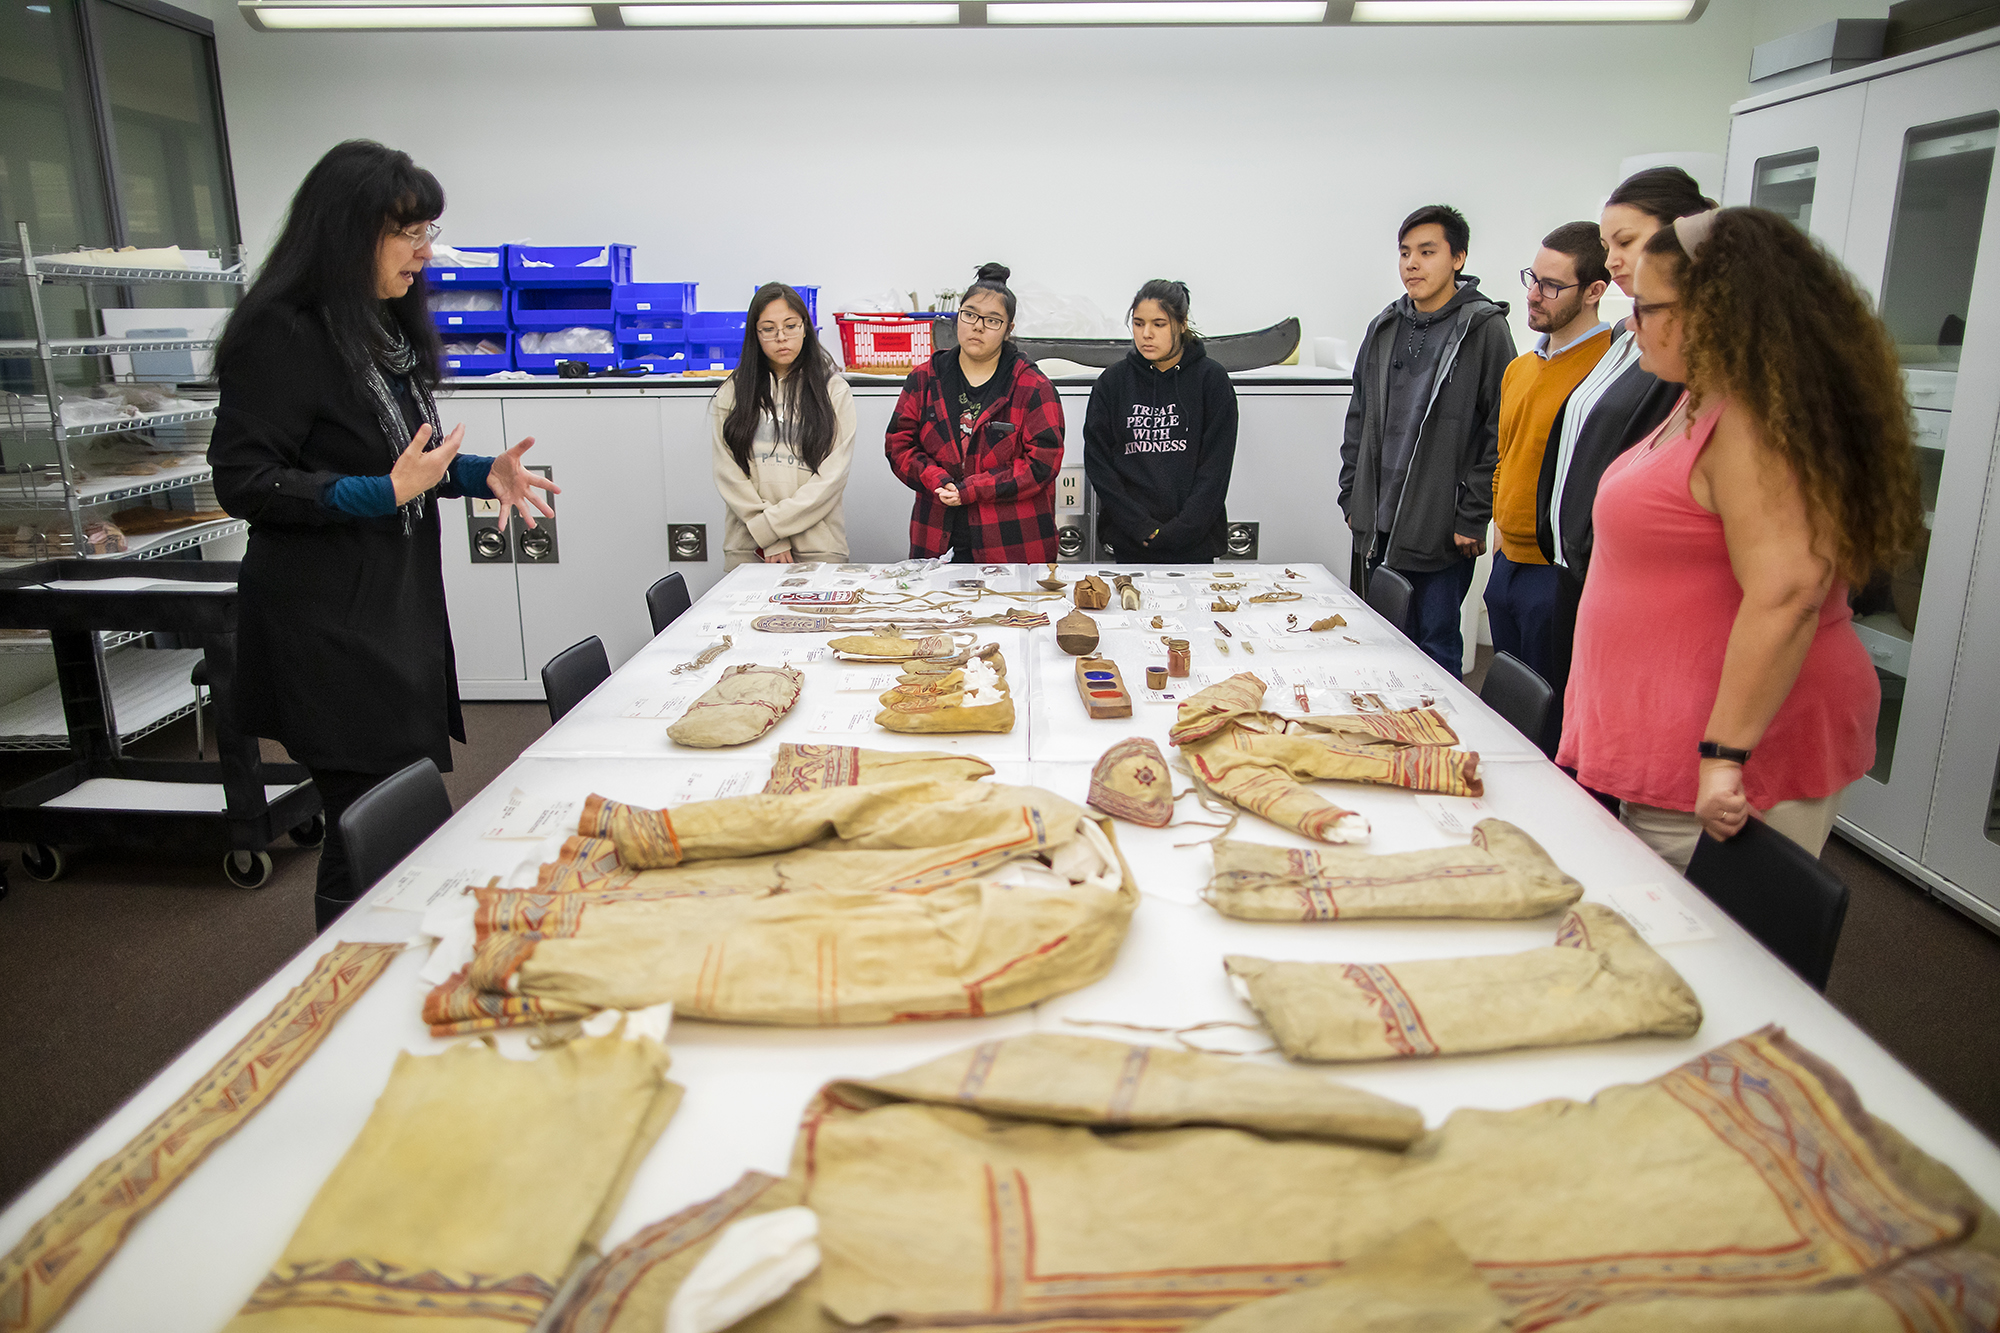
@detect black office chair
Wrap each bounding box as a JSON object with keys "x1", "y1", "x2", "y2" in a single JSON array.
[
  {"x1": 646, "y1": 572, "x2": 692, "y2": 636},
  {"x1": 337, "y1": 758, "x2": 453, "y2": 894},
  {"x1": 1366, "y1": 566, "x2": 1415, "y2": 637},
  {"x1": 1684, "y1": 819, "x2": 1849, "y2": 992},
  {"x1": 542, "y1": 635, "x2": 611, "y2": 724},
  {"x1": 1479, "y1": 651, "x2": 1557, "y2": 758}
]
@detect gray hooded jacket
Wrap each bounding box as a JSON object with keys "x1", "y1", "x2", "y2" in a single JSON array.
[{"x1": 1338, "y1": 277, "x2": 1515, "y2": 574}]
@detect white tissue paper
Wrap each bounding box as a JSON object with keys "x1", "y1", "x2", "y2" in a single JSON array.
[
  {"x1": 960, "y1": 655, "x2": 1004, "y2": 708},
  {"x1": 427, "y1": 245, "x2": 499, "y2": 268},
  {"x1": 665, "y1": 1207, "x2": 820, "y2": 1333},
  {"x1": 443, "y1": 340, "x2": 505, "y2": 356},
  {"x1": 57, "y1": 383, "x2": 206, "y2": 426},
  {"x1": 1009, "y1": 277, "x2": 1117, "y2": 339},
  {"x1": 429, "y1": 290, "x2": 503, "y2": 312},
  {"x1": 518, "y1": 328, "x2": 614, "y2": 355}
]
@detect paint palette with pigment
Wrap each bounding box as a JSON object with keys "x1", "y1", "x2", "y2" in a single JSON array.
[{"x1": 1075, "y1": 657, "x2": 1133, "y2": 719}]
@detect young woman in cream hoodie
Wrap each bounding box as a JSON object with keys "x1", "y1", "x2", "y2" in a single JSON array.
[{"x1": 710, "y1": 283, "x2": 855, "y2": 568}]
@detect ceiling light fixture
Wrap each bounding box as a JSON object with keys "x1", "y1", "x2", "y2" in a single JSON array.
[
  {"x1": 621, "y1": 2, "x2": 954, "y2": 21},
  {"x1": 1351, "y1": 0, "x2": 1694, "y2": 19},
  {"x1": 988, "y1": 0, "x2": 1324, "y2": 20},
  {"x1": 246, "y1": 2, "x2": 594, "y2": 25}
]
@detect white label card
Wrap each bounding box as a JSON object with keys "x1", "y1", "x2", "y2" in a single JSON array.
[
  {"x1": 1599, "y1": 882, "x2": 1716, "y2": 946},
  {"x1": 482, "y1": 789, "x2": 579, "y2": 840},
  {"x1": 661, "y1": 764, "x2": 765, "y2": 805},
  {"x1": 809, "y1": 706, "x2": 877, "y2": 734},
  {"x1": 693, "y1": 617, "x2": 740, "y2": 635},
  {"x1": 376, "y1": 864, "x2": 484, "y2": 913},
  {"x1": 837, "y1": 668, "x2": 901, "y2": 693},
  {"x1": 1413, "y1": 794, "x2": 1495, "y2": 837},
  {"x1": 779, "y1": 647, "x2": 828, "y2": 665},
  {"x1": 618, "y1": 691, "x2": 696, "y2": 720}
]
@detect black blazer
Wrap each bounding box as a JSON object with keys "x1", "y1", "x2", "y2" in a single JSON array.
[
  {"x1": 1535, "y1": 356, "x2": 1680, "y2": 580},
  {"x1": 209, "y1": 304, "x2": 478, "y2": 773}
]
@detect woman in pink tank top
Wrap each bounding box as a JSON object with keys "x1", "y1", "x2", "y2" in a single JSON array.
[{"x1": 1558, "y1": 208, "x2": 1923, "y2": 872}]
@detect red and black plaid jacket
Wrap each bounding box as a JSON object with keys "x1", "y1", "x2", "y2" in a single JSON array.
[{"x1": 884, "y1": 347, "x2": 1066, "y2": 561}]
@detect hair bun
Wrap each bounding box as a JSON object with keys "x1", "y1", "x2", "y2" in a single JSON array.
[{"x1": 975, "y1": 262, "x2": 1011, "y2": 284}]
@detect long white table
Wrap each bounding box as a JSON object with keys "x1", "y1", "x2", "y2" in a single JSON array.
[{"x1": 7, "y1": 561, "x2": 1996, "y2": 1332}]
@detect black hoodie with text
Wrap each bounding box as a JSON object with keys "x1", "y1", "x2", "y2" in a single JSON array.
[{"x1": 1083, "y1": 337, "x2": 1239, "y2": 562}]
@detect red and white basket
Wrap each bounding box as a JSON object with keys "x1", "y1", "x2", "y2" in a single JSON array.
[{"x1": 832, "y1": 311, "x2": 947, "y2": 375}]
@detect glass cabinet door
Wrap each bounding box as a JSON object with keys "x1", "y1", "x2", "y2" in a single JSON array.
[
  {"x1": 1836, "y1": 44, "x2": 2000, "y2": 889},
  {"x1": 1721, "y1": 85, "x2": 1867, "y2": 252},
  {"x1": 1752, "y1": 149, "x2": 1821, "y2": 230},
  {"x1": 1854, "y1": 112, "x2": 1995, "y2": 788}
]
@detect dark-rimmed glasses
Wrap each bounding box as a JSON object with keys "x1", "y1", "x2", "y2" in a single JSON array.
[
  {"x1": 1520, "y1": 268, "x2": 1580, "y2": 301},
  {"x1": 1631, "y1": 298, "x2": 1680, "y2": 328},
  {"x1": 958, "y1": 308, "x2": 1007, "y2": 333}
]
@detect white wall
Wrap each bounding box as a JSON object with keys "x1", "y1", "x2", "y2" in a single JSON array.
[{"x1": 212, "y1": 0, "x2": 1875, "y2": 358}]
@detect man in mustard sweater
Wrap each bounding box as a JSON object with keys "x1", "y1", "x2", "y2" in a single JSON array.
[{"x1": 1485, "y1": 222, "x2": 1612, "y2": 690}]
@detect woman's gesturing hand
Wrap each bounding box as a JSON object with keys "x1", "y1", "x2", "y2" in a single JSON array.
[
  {"x1": 1695, "y1": 758, "x2": 1751, "y2": 841},
  {"x1": 390, "y1": 423, "x2": 463, "y2": 505},
  {"x1": 488, "y1": 436, "x2": 561, "y2": 528}
]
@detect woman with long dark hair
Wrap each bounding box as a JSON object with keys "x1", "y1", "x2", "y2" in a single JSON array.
[
  {"x1": 1537, "y1": 168, "x2": 1715, "y2": 725},
  {"x1": 1559, "y1": 208, "x2": 1922, "y2": 870},
  {"x1": 1084, "y1": 279, "x2": 1238, "y2": 562},
  {"x1": 885, "y1": 262, "x2": 1065, "y2": 562},
  {"x1": 710, "y1": 283, "x2": 854, "y2": 569},
  {"x1": 209, "y1": 139, "x2": 556, "y2": 930}
]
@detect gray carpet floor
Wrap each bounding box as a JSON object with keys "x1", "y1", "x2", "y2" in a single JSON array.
[{"x1": 0, "y1": 700, "x2": 1995, "y2": 1210}]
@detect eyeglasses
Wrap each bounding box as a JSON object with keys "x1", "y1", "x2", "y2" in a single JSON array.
[
  {"x1": 1520, "y1": 268, "x2": 1581, "y2": 301},
  {"x1": 1630, "y1": 297, "x2": 1680, "y2": 328},
  {"x1": 391, "y1": 222, "x2": 442, "y2": 246},
  {"x1": 757, "y1": 321, "x2": 806, "y2": 342},
  {"x1": 958, "y1": 308, "x2": 1008, "y2": 333}
]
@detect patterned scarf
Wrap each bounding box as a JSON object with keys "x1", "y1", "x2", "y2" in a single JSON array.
[{"x1": 330, "y1": 311, "x2": 443, "y2": 534}]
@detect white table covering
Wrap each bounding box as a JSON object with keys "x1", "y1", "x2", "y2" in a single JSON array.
[{"x1": 6, "y1": 560, "x2": 1995, "y2": 1333}]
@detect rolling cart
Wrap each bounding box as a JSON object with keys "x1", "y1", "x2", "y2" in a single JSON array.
[{"x1": 0, "y1": 560, "x2": 322, "y2": 894}]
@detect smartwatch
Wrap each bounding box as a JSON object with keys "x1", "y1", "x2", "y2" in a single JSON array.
[{"x1": 1698, "y1": 741, "x2": 1752, "y2": 764}]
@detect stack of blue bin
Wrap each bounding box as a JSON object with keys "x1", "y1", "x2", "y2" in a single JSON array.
[
  {"x1": 614, "y1": 283, "x2": 698, "y2": 374},
  {"x1": 508, "y1": 244, "x2": 633, "y2": 374},
  {"x1": 684, "y1": 311, "x2": 751, "y2": 375},
  {"x1": 775, "y1": 285, "x2": 820, "y2": 327},
  {"x1": 425, "y1": 245, "x2": 512, "y2": 374}
]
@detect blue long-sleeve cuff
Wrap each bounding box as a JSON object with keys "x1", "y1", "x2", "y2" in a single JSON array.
[
  {"x1": 319, "y1": 455, "x2": 495, "y2": 517},
  {"x1": 324, "y1": 474, "x2": 398, "y2": 517},
  {"x1": 443, "y1": 454, "x2": 495, "y2": 500}
]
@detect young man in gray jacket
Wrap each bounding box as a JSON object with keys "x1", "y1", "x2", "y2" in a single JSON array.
[{"x1": 1338, "y1": 204, "x2": 1515, "y2": 678}]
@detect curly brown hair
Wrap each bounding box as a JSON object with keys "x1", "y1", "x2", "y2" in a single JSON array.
[{"x1": 1643, "y1": 208, "x2": 1922, "y2": 585}]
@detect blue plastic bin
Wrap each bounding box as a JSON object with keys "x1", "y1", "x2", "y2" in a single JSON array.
[
  {"x1": 507, "y1": 244, "x2": 633, "y2": 288},
  {"x1": 430, "y1": 294, "x2": 508, "y2": 335},
  {"x1": 618, "y1": 328, "x2": 688, "y2": 374},
  {"x1": 424, "y1": 246, "x2": 507, "y2": 290},
  {"x1": 757, "y1": 284, "x2": 818, "y2": 326},
  {"x1": 509, "y1": 287, "x2": 616, "y2": 329},
  {"x1": 514, "y1": 347, "x2": 618, "y2": 375},
  {"x1": 440, "y1": 333, "x2": 512, "y2": 376},
  {"x1": 614, "y1": 283, "x2": 698, "y2": 329},
  {"x1": 685, "y1": 313, "x2": 748, "y2": 373}
]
